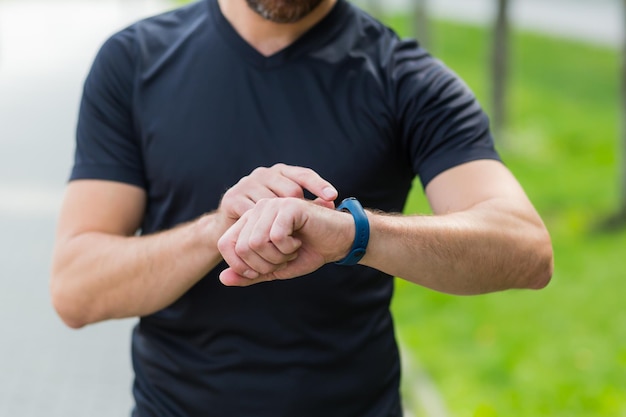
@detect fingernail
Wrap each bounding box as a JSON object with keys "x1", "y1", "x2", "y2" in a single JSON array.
[{"x1": 323, "y1": 187, "x2": 337, "y2": 199}]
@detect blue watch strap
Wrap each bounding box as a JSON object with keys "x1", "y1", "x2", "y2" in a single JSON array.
[{"x1": 335, "y1": 198, "x2": 370, "y2": 266}]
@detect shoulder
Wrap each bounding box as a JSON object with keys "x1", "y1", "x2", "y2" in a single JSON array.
[
  {"x1": 84, "y1": 25, "x2": 137, "y2": 105},
  {"x1": 386, "y1": 39, "x2": 479, "y2": 118},
  {"x1": 325, "y1": 4, "x2": 443, "y2": 90},
  {"x1": 335, "y1": 6, "x2": 465, "y2": 100},
  {"x1": 133, "y1": 1, "x2": 209, "y2": 53},
  {"x1": 333, "y1": 2, "x2": 402, "y2": 58},
  {"x1": 94, "y1": 1, "x2": 209, "y2": 77}
]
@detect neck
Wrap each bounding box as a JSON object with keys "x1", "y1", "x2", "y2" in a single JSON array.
[{"x1": 217, "y1": 0, "x2": 337, "y2": 56}]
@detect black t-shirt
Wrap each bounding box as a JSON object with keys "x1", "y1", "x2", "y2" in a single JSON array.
[{"x1": 72, "y1": 0, "x2": 499, "y2": 415}]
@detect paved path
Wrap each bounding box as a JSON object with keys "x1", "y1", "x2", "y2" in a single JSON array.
[
  {"x1": 438, "y1": 0, "x2": 621, "y2": 47},
  {"x1": 0, "y1": 2, "x2": 170, "y2": 416},
  {"x1": 359, "y1": 0, "x2": 623, "y2": 47},
  {"x1": 0, "y1": 1, "x2": 619, "y2": 416}
]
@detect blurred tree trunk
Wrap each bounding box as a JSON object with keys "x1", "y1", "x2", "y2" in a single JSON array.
[
  {"x1": 413, "y1": 0, "x2": 430, "y2": 48},
  {"x1": 598, "y1": 0, "x2": 626, "y2": 229},
  {"x1": 619, "y1": 0, "x2": 626, "y2": 221},
  {"x1": 492, "y1": 0, "x2": 510, "y2": 142}
]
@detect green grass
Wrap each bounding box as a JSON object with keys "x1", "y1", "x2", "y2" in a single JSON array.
[{"x1": 383, "y1": 17, "x2": 626, "y2": 417}]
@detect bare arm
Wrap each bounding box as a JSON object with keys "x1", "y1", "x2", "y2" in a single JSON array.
[
  {"x1": 218, "y1": 160, "x2": 553, "y2": 294},
  {"x1": 50, "y1": 164, "x2": 338, "y2": 328},
  {"x1": 50, "y1": 180, "x2": 224, "y2": 328},
  {"x1": 362, "y1": 160, "x2": 553, "y2": 294}
]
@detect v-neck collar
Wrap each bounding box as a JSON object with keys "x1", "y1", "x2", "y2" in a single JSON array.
[{"x1": 207, "y1": 0, "x2": 349, "y2": 69}]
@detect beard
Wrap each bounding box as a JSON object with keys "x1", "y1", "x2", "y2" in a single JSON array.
[{"x1": 245, "y1": 0, "x2": 325, "y2": 23}]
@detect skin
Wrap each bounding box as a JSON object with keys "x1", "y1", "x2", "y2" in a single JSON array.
[
  {"x1": 218, "y1": 160, "x2": 554, "y2": 294},
  {"x1": 245, "y1": 0, "x2": 325, "y2": 23},
  {"x1": 217, "y1": 0, "x2": 337, "y2": 56},
  {"x1": 51, "y1": 165, "x2": 338, "y2": 328},
  {"x1": 51, "y1": 0, "x2": 553, "y2": 328}
]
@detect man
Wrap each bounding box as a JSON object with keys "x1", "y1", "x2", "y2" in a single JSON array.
[{"x1": 50, "y1": 0, "x2": 553, "y2": 415}]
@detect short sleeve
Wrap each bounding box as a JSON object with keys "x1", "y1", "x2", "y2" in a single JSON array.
[
  {"x1": 71, "y1": 27, "x2": 146, "y2": 188},
  {"x1": 391, "y1": 40, "x2": 500, "y2": 189}
]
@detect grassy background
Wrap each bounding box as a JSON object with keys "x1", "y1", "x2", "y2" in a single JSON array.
[{"x1": 384, "y1": 17, "x2": 626, "y2": 417}]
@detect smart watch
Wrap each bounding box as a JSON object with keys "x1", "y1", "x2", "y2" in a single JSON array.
[{"x1": 335, "y1": 198, "x2": 370, "y2": 266}]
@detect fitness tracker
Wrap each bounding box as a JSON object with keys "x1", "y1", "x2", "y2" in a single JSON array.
[{"x1": 335, "y1": 198, "x2": 370, "y2": 266}]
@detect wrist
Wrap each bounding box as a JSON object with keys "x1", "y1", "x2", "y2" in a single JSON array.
[
  {"x1": 331, "y1": 210, "x2": 355, "y2": 263},
  {"x1": 194, "y1": 212, "x2": 227, "y2": 249}
]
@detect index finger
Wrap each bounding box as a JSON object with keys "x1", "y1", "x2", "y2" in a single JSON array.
[{"x1": 274, "y1": 164, "x2": 338, "y2": 202}]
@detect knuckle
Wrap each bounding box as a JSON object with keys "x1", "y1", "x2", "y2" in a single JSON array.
[
  {"x1": 233, "y1": 200, "x2": 253, "y2": 217},
  {"x1": 284, "y1": 183, "x2": 303, "y2": 198},
  {"x1": 227, "y1": 178, "x2": 249, "y2": 195},
  {"x1": 269, "y1": 229, "x2": 287, "y2": 244},
  {"x1": 236, "y1": 175, "x2": 251, "y2": 186},
  {"x1": 220, "y1": 189, "x2": 235, "y2": 206},
  {"x1": 216, "y1": 236, "x2": 228, "y2": 252},
  {"x1": 294, "y1": 168, "x2": 318, "y2": 184},
  {"x1": 251, "y1": 167, "x2": 268, "y2": 177},
  {"x1": 221, "y1": 197, "x2": 233, "y2": 209},
  {"x1": 256, "y1": 198, "x2": 273, "y2": 208},
  {"x1": 219, "y1": 193, "x2": 234, "y2": 208},
  {"x1": 235, "y1": 241, "x2": 251, "y2": 258},
  {"x1": 248, "y1": 235, "x2": 266, "y2": 251}
]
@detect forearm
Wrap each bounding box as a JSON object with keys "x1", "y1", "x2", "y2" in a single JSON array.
[
  {"x1": 215, "y1": 161, "x2": 553, "y2": 290},
  {"x1": 51, "y1": 213, "x2": 224, "y2": 328},
  {"x1": 361, "y1": 199, "x2": 553, "y2": 295}
]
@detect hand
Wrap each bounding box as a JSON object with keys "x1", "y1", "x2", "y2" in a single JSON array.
[
  {"x1": 216, "y1": 164, "x2": 338, "y2": 232},
  {"x1": 217, "y1": 198, "x2": 355, "y2": 286}
]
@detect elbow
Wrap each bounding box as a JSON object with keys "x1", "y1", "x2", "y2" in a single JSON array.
[
  {"x1": 526, "y1": 231, "x2": 554, "y2": 290},
  {"x1": 51, "y1": 284, "x2": 88, "y2": 329},
  {"x1": 52, "y1": 303, "x2": 88, "y2": 329},
  {"x1": 60, "y1": 317, "x2": 88, "y2": 330},
  {"x1": 50, "y1": 270, "x2": 91, "y2": 329},
  {"x1": 531, "y1": 252, "x2": 553, "y2": 290},
  {"x1": 528, "y1": 257, "x2": 553, "y2": 290}
]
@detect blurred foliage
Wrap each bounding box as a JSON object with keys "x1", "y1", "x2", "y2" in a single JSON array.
[{"x1": 387, "y1": 16, "x2": 626, "y2": 417}]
